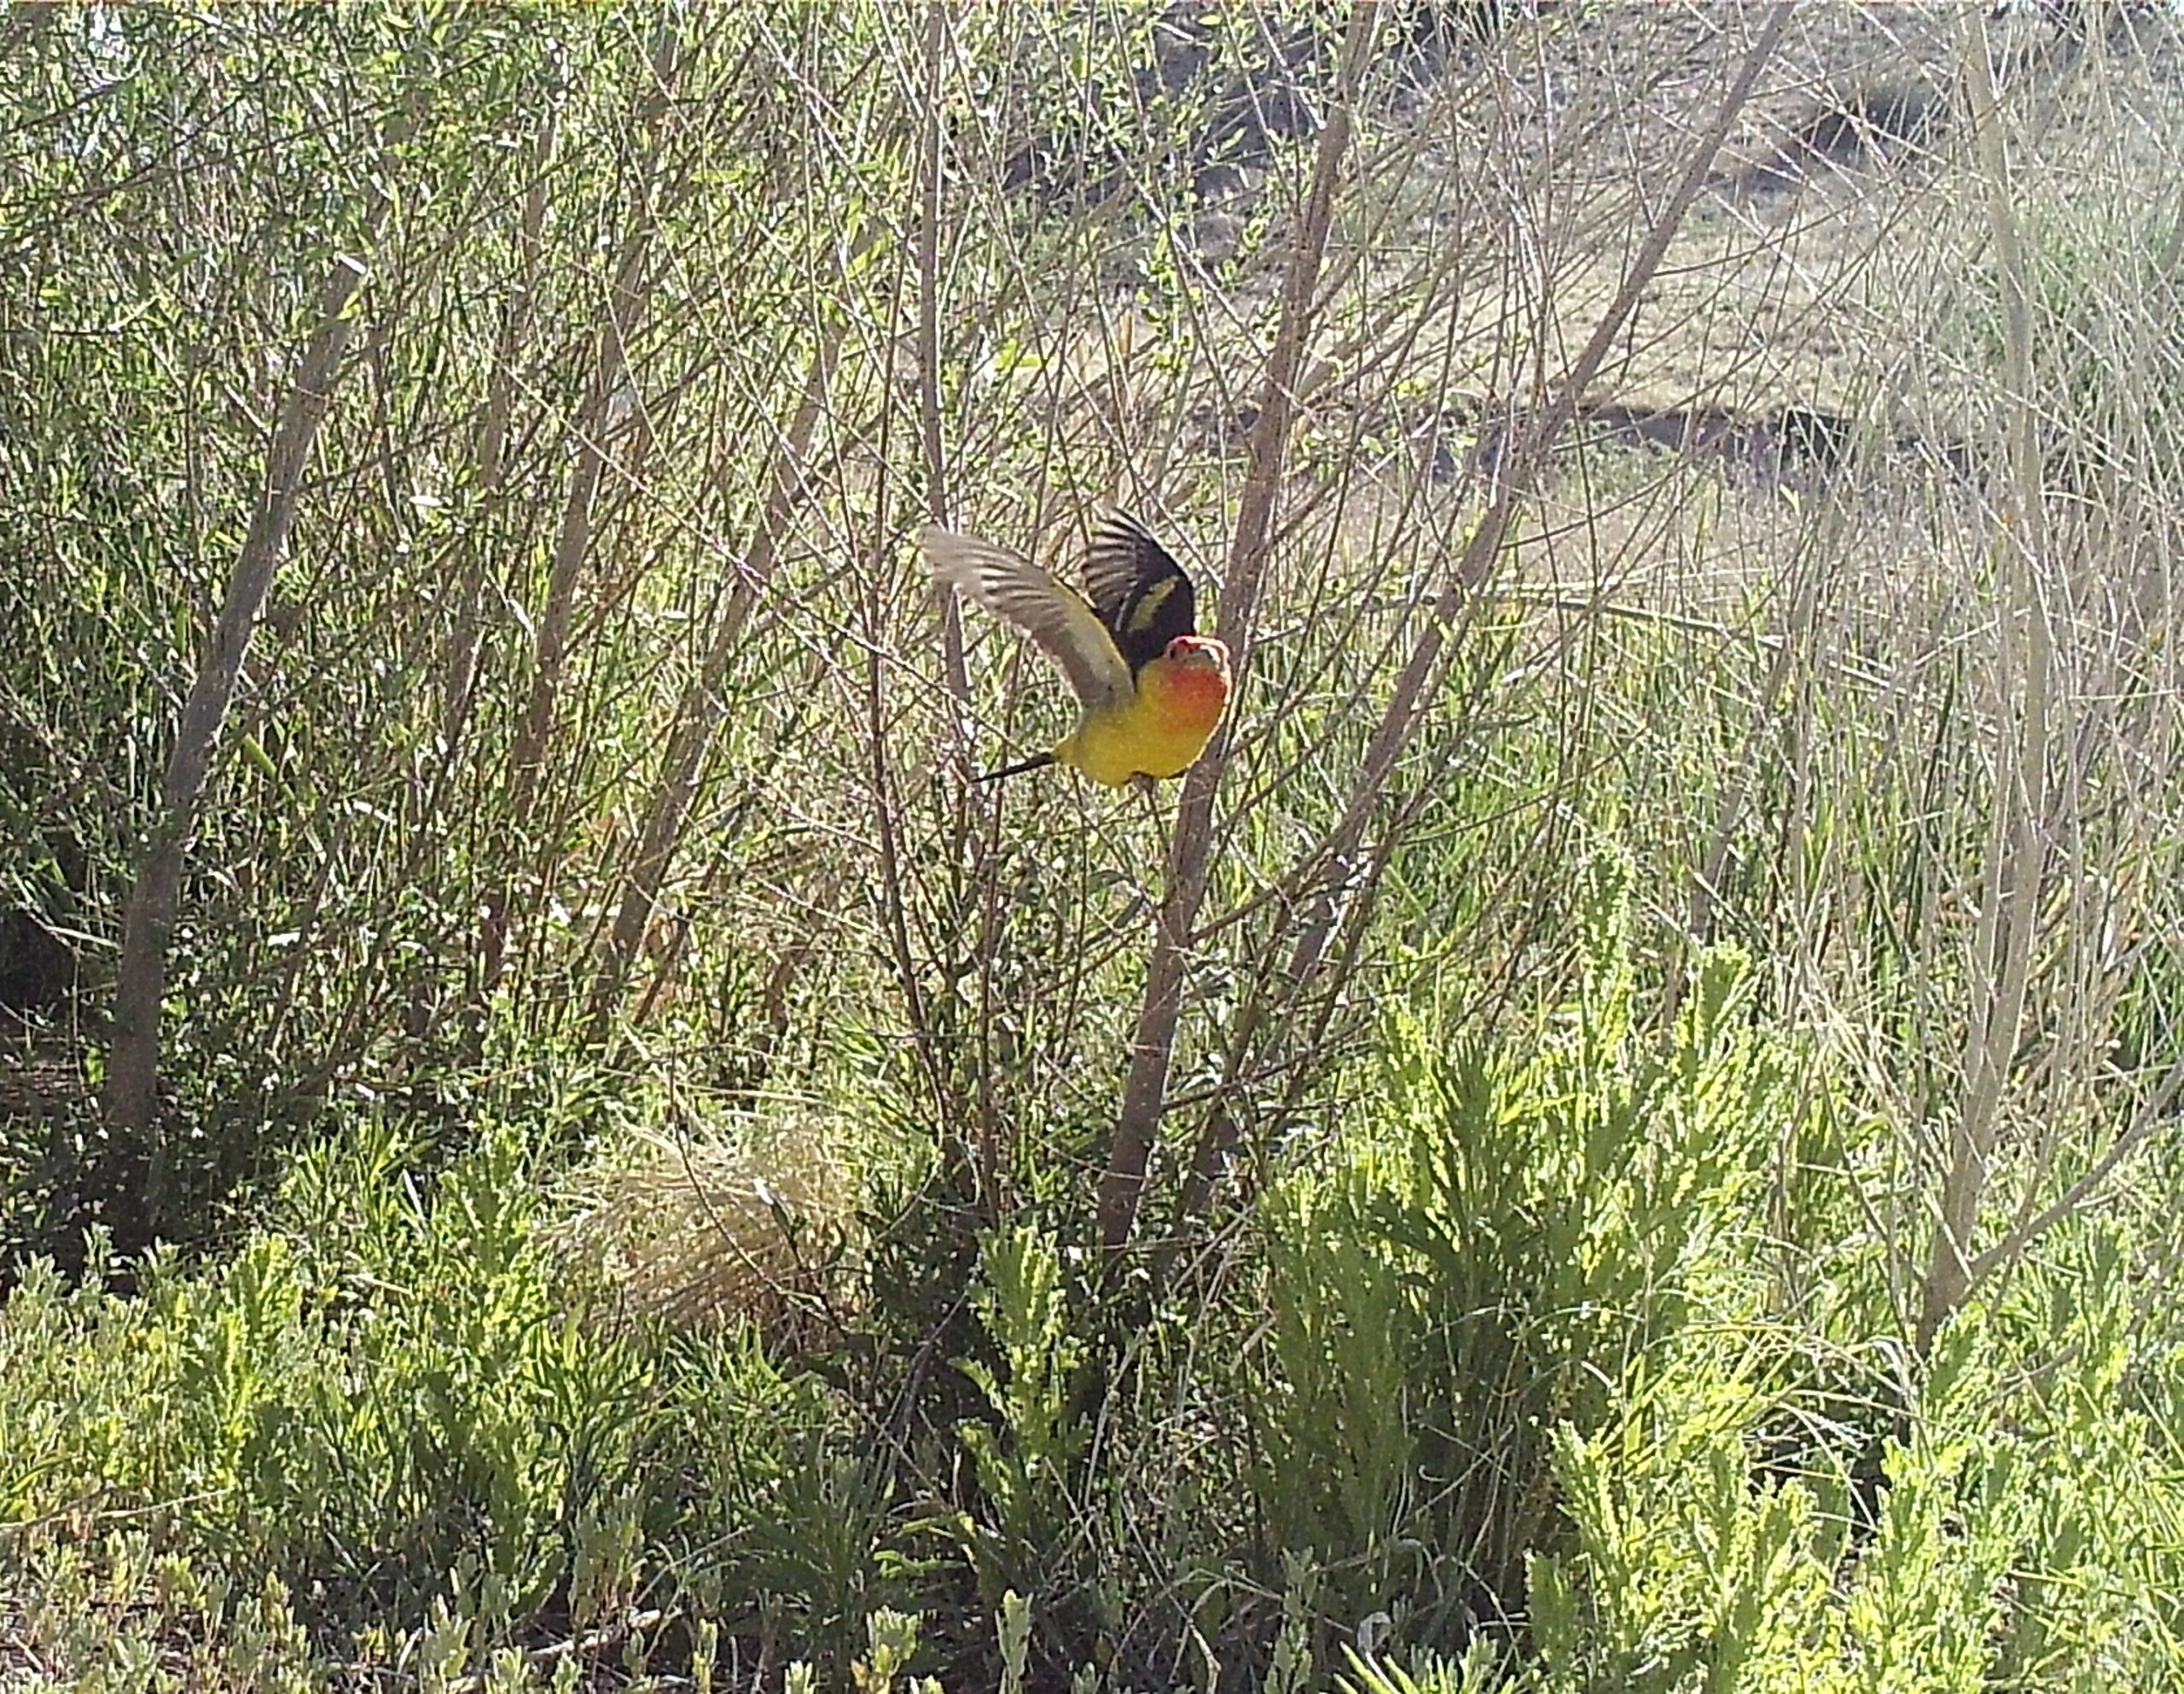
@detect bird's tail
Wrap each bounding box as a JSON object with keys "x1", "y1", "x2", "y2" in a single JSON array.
[{"x1": 977, "y1": 751, "x2": 1057, "y2": 782}]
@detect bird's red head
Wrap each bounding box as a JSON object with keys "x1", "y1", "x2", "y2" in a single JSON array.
[
  {"x1": 1165, "y1": 633, "x2": 1230, "y2": 672},
  {"x1": 1146, "y1": 631, "x2": 1232, "y2": 744}
]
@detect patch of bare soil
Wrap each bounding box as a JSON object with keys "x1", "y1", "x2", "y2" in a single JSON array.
[{"x1": 1417, "y1": 3, "x2": 2182, "y2": 429}]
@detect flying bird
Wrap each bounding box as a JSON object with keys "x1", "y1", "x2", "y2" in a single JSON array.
[{"x1": 921, "y1": 511, "x2": 1231, "y2": 787}]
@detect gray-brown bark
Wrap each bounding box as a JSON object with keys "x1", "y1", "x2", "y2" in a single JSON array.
[
  {"x1": 476, "y1": 26, "x2": 682, "y2": 1001},
  {"x1": 104, "y1": 242, "x2": 381, "y2": 1182},
  {"x1": 585, "y1": 336, "x2": 838, "y2": 1037},
  {"x1": 1097, "y1": 1, "x2": 1380, "y2": 1255}
]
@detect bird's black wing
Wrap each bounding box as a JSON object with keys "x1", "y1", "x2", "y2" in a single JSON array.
[{"x1": 1081, "y1": 510, "x2": 1198, "y2": 676}]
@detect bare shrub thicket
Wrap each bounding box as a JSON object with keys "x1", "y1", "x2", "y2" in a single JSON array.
[{"x1": 2, "y1": 0, "x2": 2178, "y2": 1355}]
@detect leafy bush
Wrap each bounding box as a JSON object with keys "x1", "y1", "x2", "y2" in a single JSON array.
[{"x1": 1251, "y1": 855, "x2": 1791, "y2": 1652}]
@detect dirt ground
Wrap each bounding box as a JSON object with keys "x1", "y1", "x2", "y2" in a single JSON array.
[{"x1": 1421, "y1": 2, "x2": 2183, "y2": 426}]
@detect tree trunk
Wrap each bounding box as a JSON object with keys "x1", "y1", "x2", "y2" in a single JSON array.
[
  {"x1": 104, "y1": 241, "x2": 381, "y2": 1204},
  {"x1": 585, "y1": 334, "x2": 838, "y2": 1037},
  {"x1": 1098, "y1": 1, "x2": 1380, "y2": 1254},
  {"x1": 477, "y1": 26, "x2": 682, "y2": 1002}
]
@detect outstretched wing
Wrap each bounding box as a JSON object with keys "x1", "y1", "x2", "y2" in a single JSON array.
[
  {"x1": 1081, "y1": 509, "x2": 1199, "y2": 676},
  {"x1": 921, "y1": 525, "x2": 1136, "y2": 711}
]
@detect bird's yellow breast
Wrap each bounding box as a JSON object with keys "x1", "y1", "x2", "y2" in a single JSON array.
[{"x1": 1055, "y1": 656, "x2": 1229, "y2": 786}]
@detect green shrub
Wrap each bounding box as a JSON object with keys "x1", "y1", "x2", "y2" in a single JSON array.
[{"x1": 1252, "y1": 854, "x2": 1789, "y2": 1652}]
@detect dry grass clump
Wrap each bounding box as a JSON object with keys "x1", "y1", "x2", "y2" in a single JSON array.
[{"x1": 555, "y1": 1115, "x2": 860, "y2": 1346}]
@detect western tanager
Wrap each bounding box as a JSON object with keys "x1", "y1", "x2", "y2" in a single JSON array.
[{"x1": 921, "y1": 510, "x2": 1231, "y2": 786}]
